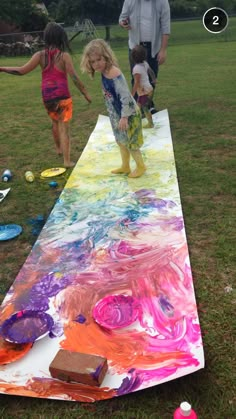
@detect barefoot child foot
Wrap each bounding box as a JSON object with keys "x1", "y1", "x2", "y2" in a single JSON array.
[
  {"x1": 64, "y1": 161, "x2": 75, "y2": 168},
  {"x1": 129, "y1": 149, "x2": 146, "y2": 178},
  {"x1": 111, "y1": 144, "x2": 131, "y2": 174},
  {"x1": 143, "y1": 122, "x2": 154, "y2": 129},
  {"x1": 111, "y1": 167, "x2": 130, "y2": 174},
  {"x1": 128, "y1": 165, "x2": 146, "y2": 178}
]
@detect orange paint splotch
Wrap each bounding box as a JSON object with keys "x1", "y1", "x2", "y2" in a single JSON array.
[
  {"x1": 0, "y1": 378, "x2": 116, "y2": 402},
  {"x1": 60, "y1": 321, "x2": 193, "y2": 372}
]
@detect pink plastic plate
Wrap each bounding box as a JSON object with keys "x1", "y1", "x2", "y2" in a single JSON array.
[{"x1": 92, "y1": 294, "x2": 141, "y2": 330}]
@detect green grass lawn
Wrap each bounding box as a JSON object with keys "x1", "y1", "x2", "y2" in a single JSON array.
[{"x1": 0, "y1": 31, "x2": 236, "y2": 418}]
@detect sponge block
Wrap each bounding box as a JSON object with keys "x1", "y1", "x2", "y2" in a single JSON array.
[{"x1": 49, "y1": 349, "x2": 108, "y2": 386}]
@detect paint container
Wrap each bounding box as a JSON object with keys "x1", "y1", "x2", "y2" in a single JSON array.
[
  {"x1": 2, "y1": 169, "x2": 12, "y2": 182},
  {"x1": 49, "y1": 181, "x2": 58, "y2": 188},
  {"x1": 173, "y1": 402, "x2": 198, "y2": 419},
  {"x1": 25, "y1": 171, "x2": 35, "y2": 182}
]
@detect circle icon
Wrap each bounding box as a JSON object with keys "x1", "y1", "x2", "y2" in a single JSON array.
[{"x1": 203, "y1": 8, "x2": 229, "y2": 34}]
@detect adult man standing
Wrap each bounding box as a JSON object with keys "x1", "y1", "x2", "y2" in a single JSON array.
[{"x1": 119, "y1": 0, "x2": 170, "y2": 114}]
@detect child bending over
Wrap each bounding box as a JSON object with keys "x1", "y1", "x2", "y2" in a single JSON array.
[
  {"x1": 80, "y1": 39, "x2": 146, "y2": 178},
  {"x1": 0, "y1": 22, "x2": 91, "y2": 168},
  {"x1": 131, "y1": 45, "x2": 156, "y2": 128}
]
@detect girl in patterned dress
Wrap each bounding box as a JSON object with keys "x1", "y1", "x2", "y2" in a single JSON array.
[{"x1": 81, "y1": 39, "x2": 146, "y2": 178}]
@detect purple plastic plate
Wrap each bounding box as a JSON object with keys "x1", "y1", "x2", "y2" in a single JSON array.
[
  {"x1": 0, "y1": 310, "x2": 54, "y2": 344},
  {"x1": 92, "y1": 294, "x2": 141, "y2": 330}
]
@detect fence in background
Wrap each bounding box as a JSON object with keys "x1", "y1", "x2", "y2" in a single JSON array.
[
  {"x1": 0, "y1": 31, "x2": 44, "y2": 56},
  {"x1": 0, "y1": 16, "x2": 236, "y2": 56}
]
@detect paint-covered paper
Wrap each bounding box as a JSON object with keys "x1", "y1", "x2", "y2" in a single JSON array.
[{"x1": 0, "y1": 111, "x2": 204, "y2": 401}]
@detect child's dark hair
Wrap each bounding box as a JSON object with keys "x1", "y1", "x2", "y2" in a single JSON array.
[
  {"x1": 131, "y1": 45, "x2": 147, "y2": 64},
  {"x1": 44, "y1": 22, "x2": 71, "y2": 52}
]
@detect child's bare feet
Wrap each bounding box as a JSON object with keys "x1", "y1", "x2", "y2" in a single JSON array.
[
  {"x1": 143, "y1": 123, "x2": 154, "y2": 129},
  {"x1": 64, "y1": 161, "x2": 75, "y2": 168},
  {"x1": 128, "y1": 165, "x2": 146, "y2": 178},
  {"x1": 55, "y1": 146, "x2": 62, "y2": 155},
  {"x1": 111, "y1": 167, "x2": 131, "y2": 174}
]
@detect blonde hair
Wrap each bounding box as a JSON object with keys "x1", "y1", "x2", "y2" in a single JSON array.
[{"x1": 80, "y1": 39, "x2": 118, "y2": 78}]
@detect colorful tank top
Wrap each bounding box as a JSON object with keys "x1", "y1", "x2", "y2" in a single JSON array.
[{"x1": 41, "y1": 49, "x2": 71, "y2": 102}]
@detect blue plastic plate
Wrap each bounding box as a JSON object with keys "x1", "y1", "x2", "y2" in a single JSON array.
[{"x1": 0, "y1": 224, "x2": 22, "y2": 241}]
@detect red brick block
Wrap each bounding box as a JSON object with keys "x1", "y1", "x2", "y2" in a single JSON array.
[{"x1": 49, "y1": 349, "x2": 108, "y2": 386}]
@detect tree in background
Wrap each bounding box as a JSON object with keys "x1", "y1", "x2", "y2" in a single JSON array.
[
  {"x1": 0, "y1": 0, "x2": 49, "y2": 31},
  {"x1": 6, "y1": 0, "x2": 233, "y2": 33},
  {"x1": 78, "y1": 0, "x2": 123, "y2": 40},
  {"x1": 196, "y1": 0, "x2": 236, "y2": 14},
  {"x1": 169, "y1": 0, "x2": 197, "y2": 18},
  {"x1": 47, "y1": 0, "x2": 123, "y2": 39},
  {"x1": 170, "y1": 0, "x2": 236, "y2": 17},
  {"x1": 53, "y1": 0, "x2": 79, "y2": 24},
  {"x1": 39, "y1": 0, "x2": 236, "y2": 29},
  {"x1": 75, "y1": 0, "x2": 123, "y2": 24},
  {"x1": 46, "y1": 1, "x2": 59, "y2": 21}
]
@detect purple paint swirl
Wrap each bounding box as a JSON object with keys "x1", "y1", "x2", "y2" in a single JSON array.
[
  {"x1": 31, "y1": 272, "x2": 70, "y2": 297},
  {"x1": 92, "y1": 364, "x2": 103, "y2": 381},
  {"x1": 117, "y1": 371, "x2": 141, "y2": 395},
  {"x1": 18, "y1": 272, "x2": 72, "y2": 313},
  {"x1": 92, "y1": 295, "x2": 141, "y2": 330},
  {"x1": 134, "y1": 189, "x2": 177, "y2": 212},
  {"x1": 159, "y1": 295, "x2": 174, "y2": 317}
]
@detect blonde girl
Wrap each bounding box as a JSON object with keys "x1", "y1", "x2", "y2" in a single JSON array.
[
  {"x1": 0, "y1": 22, "x2": 91, "y2": 168},
  {"x1": 80, "y1": 39, "x2": 146, "y2": 178}
]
